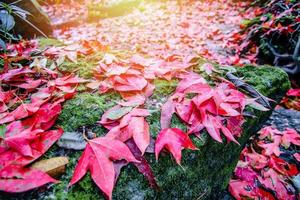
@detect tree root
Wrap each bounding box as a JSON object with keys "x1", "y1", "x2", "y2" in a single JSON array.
[{"x1": 266, "y1": 36, "x2": 300, "y2": 76}]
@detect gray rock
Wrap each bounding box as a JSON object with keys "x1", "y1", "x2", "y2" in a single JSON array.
[{"x1": 264, "y1": 108, "x2": 300, "y2": 132}]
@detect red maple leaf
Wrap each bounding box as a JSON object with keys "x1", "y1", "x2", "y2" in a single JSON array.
[
  {"x1": 101, "y1": 106, "x2": 151, "y2": 154},
  {"x1": 244, "y1": 149, "x2": 269, "y2": 170},
  {"x1": 258, "y1": 126, "x2": 282, "y2": 140},
  {"x1": 286, "y1": 89, "x2": 300, "y2": 97},
  {"x1": 281, "y1": 128, "x2": 300, "y2": 148},
  {"x1": 4, "y1": 128, "x2": 44, "y2": 157},
  {"x1": 234, "y1": 166, "x2": 258, "y2": 184},
  {"x1": 69, "y1": 137, "x2": 139, "y2": 200},
  {"x1": 155, "y1": 128, "x2": 197, "y2": 165},
  {"x1": 0, "y1": 165, "x2": 58, "y2": 193},
  {"x1": 161, "y1": 73, "x2": 249, "y2": 144},
  {"x1": 0, "y1": 68, "x2": 34, "y2": 82},
  {"x1": 258, "y1": 135, "x2": 282, "y2": 157},
  {"x1": 228, "y1": 180, "x2": 257, "y2": 200},
  {"x1": 268, "y1": 156, "x2": 299, "y2": 177},
  {"x1": 0, "y1": 128, "x2": 63, "y2": 169}
]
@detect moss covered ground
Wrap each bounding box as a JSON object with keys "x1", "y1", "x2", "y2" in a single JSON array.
[
  {"x1": 0, "y1": 40, "x2": 289, "y2": 198},
  {"x1": 1, "y1": 37, "x2": 290, "y2": 198}
]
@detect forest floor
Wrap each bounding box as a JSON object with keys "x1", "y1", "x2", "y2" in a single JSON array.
[
  {"x1": 0, "y1": 0, "x2": 299, "y2": 199},
  {"x1": 40, "y1": 1, "x2": 299, "y2": 199},
  {"x1": 43, "y1": 0, "x2": 256, "y2": 65}
]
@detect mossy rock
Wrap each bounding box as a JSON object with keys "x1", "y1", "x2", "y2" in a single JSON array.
[{"x1": 0, "y1": 65, "x2": 290, "y2": 200}]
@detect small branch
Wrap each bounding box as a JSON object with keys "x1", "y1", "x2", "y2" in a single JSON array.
[
  {"x1": 82, "y1": 126, "x2": 89, "y2": 141},
  {"x1": 15, "y1": 13, "x2": 48, "y2": 38},
  {"x1": 226, "y1": 73, "x2": 272, "y2": 109}
]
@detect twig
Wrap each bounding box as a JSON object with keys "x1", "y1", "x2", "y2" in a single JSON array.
[
  {"x1": 196, "y1": 189, "x2": 208, "y2": 200},
  {"x1": 14, "y1": 13, "x2": 48, "y2": 38},
  {"x1": 226, "y1": 72, "x2": 272, "y2": 109},
  {"x1": 82, "y1": 126, "x2": 89, "y2": 141}
]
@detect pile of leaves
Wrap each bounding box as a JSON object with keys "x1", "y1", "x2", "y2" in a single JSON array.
[
  {"x1": 0, "y1": 41, "x2": 86, "y2": 192},
  {"x1": 89, "y1": 53, "x2": 193, "y2": 106},
  {"x1": 229, "y1": 126, "x2": 300, "y2": 200},
  {"x1": 160, "y1": 71, "x2": 260, "y2": 144},
  {"x1": 281, "y1": 88, "x2": 300, "y2": 111},
  {"x1": 0, "y1": 38, "x2": 272, "y2": 199}
]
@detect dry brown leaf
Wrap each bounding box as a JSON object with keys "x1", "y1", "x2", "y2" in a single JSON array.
[{"x1": 31, "y1": 157, "x2": 69, "y2": 178}]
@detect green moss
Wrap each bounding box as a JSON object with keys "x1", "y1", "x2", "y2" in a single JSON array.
[
  {"x1": 0, "y1": 58, "x2": 4, "y2": 68},
  {"x1": 153, "y1": 79, "x2": 178, "y2": 96},
  {"x1": 236, "y1": 65, "x2": 291, "y2": 97},
  {"x1": 59, "y1": 61, "x2": 97, "y2": 79},
  {"x1": 241, "y1": 16, "x2": 261, "y2": 28},
  {"x1": 38, "y1": 38, "x2": 65, "y2": 49},
  {"x1": 57, "y1": 92, "x2": 120, "y2": 132}
]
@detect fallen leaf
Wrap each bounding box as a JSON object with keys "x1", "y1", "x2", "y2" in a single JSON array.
[
  {"x1": 69, "y1": 137, "x2": 139, "y2": 200},
  {"x1": 155, "y1": 128, "x2": 197, "y2": 165},
  {"x1": 0, "y1": 128, "x2": 63, "y2": 169},
  {"x1": 31, "y1": 156, "x2": 69, "y2": 178},
  {"x1": 56, "y1": 131, "x2": 87, "y2": 150},
  {"x1": 281, "y1": 128, "x2": 300, "y2": 148},
  {"x1": 127, "y1": 117, "x2": 150, "y2": 155},
  {"x1": 228, "y1": 180, "x2": 256, "y2": 199},
  {"x1": 126, "y1": 139, "x2": 159, "y2": 190},
  {"x1": 106, "y1": 106, "x2": 133, "y2": 120},
  {"x1": 0, "y1": 165, "x2": 58, "y2": 193},
  {"x1": 258, "y1": 135, "x2": 282, "y2": 156}
]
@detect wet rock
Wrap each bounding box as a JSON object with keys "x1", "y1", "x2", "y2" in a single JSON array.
[
  {"x1": 50, "y1": 66, "x2": 290, "y2": 200},
  {"x1": 264, "y1": 108, "x2": 300, "y2": 132}
]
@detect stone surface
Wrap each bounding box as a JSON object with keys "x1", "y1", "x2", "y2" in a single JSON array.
[{"x1": 264, "y1": 108, "x2": 300, "y2": 132}]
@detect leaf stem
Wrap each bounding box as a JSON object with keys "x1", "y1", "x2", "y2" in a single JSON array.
[{"x1": 82, "y1": 126, "x2": 89, "y2": 141}]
